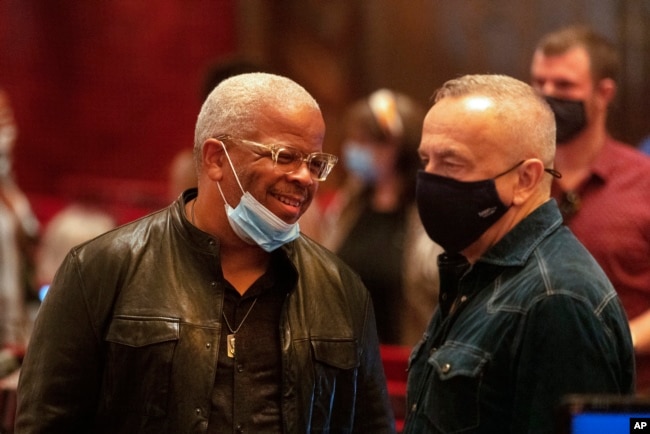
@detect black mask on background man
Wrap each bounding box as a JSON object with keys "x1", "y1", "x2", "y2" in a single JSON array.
[{"x1": 544, "y1": 96, "x2": 587, "y2": 144}]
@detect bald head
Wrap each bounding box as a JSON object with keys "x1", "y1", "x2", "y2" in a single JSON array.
[{"x1": 432, "y1": 74, "x2": 556, "y2": 167}]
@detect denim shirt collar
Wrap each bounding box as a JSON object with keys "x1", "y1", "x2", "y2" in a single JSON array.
[{"x1": 478, "y1": 199, "x2": 564, "y2": 267}]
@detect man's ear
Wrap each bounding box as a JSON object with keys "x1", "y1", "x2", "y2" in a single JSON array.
[
  {"x1": 596, "y1": 77, "x2": 617, "y2": 109},
  {"x1": 512, "y1": 159, "x2": 545, "y2": 206},
  {"x1": 203, "y1": 138, "x2": 226, "y2": 182}
]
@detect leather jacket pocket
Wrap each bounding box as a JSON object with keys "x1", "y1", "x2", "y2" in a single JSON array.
[
  {"x1": 311, "y1": 339, "x2": 360, "y2": 370},
  {"x1": 310, "y1": 339, "x2": 360, "y2": 433},
  {"x1": 423, "y1": 342, "x2": 489, "y2": 433},
  {"x1": 102, "y1": 316, "x2": 180, "y2": 421}
]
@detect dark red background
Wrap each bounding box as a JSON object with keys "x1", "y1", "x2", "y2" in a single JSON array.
[{"x1": 0, "y1": 1, "x2": 236, "y2": 223}]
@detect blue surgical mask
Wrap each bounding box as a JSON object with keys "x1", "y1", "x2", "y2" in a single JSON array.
[
  {"x1": 217, "y1": 143, "x2": 300, "y2": 252},
  {"x1": 342, "y1": 140, "x2": 378, "y2": 182}
]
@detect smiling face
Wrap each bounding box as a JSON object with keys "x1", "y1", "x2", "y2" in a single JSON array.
[{"x1": 221, "y1": 102, "x2": 326, "y2": 224}]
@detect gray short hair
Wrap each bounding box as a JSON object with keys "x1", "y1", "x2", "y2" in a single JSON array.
[
  {"x1": 193, "y1": 73, "x2": 320, "y2": 170},
  {"x1": 432, "y1": 74, "x2": 556, "y2": 167}
]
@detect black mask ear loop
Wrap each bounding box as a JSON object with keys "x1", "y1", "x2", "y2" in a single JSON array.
[
  {"x1": 492, "y1": 160, "x2": 525, "y2": 208},
  {"x1": 497, "y1": 159, "x2": 562, "y2": 179},
  {"x1": 493, "y1": 160, "x2": 525, "y2": 179},
  {"x1": 496, "y1": 160, "x2": 563, "y2": 206},
  {"x1": 544, "y1": 168, "x2": 562, "y2": 178}
]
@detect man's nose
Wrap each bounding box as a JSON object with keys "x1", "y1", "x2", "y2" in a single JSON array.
[
  {"x1": 287, "y1": 160, "x2": 314, "y2": 186},
  {"x1": 539, "y1": 82, "x2": 558, "y2": 97}
]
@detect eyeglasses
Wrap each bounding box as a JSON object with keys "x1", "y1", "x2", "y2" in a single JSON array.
[{"x1": 217, "y1": 134, "x2": 338, "y2": 181}]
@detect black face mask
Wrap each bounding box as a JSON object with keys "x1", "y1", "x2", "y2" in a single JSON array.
[
  {"x1": 415, "y1": 163, "x2": 521, "y2": 253},
  {"x1": 544, "y1": 96, "x2": 587, "y2": 144}
]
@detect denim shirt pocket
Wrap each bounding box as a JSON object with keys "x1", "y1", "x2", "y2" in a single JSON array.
[
  {"x1": 103, "y1": 315, "x2": 180, "y2": 419},
  {"x1": 309, "y1": 339, "x2": 360, "y2": 432},
  {"x1": 423, "y1": 342, "x2": 489, "y2": 433}
]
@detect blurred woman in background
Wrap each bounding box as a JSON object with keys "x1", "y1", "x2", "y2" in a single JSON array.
[{"x1": 308, "y1": 89, "x2": 442, "y2": 345}]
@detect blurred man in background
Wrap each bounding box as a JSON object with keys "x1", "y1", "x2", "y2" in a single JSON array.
[
  {"x1": 0, "y1": 88, "x2": 39, "y2": 357},
  {"x1": 531, "y1": 24, "x2": 650, "y2": 391}
]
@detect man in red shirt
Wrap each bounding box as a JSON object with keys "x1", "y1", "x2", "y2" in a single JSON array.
[{"x1": 531, "y1": 24, "x2": 650, "y2": 391}]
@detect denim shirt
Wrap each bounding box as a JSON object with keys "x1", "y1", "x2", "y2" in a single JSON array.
[{"x1": 403, "y1": 200, "x2": 635, "y2": 434}]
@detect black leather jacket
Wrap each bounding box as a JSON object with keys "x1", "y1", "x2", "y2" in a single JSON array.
[{"x1": 16, "y1": 191, "x2": 395, "y2": 433}]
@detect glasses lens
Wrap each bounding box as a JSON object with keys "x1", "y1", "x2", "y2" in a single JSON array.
[
  {"x1": 273, "y1": 146, "x2": 336, "y2": 181},
  {"x1": 309, "y1": 156, "x2": 329, "y2": 180},
  {"x1": 274, "y1": 148, "x2": 301, "y2": 168},
  {"x1": 307, "y1": 156, "x2": 330, "y2": 180}
]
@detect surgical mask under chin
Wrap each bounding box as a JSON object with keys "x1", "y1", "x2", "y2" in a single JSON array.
[
  {"x1": 217, "y1": 145, "x2": 300, "y2": 252},
  {"x1": 342, "y1": 140, "x2": 379, "y2": 182},
  {"x1": 544, "y1": 96, "x2": 587, "y2": 144},
  {"x1": 415, "y1": 170, "x2": 510, "y2": 253}
]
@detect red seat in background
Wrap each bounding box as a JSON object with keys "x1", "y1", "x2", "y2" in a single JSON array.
[{"x1": 380, "y1": 344, "x2": 411, "y2": 433}]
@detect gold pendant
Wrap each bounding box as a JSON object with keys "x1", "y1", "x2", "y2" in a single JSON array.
[{"x1": 227, "y1": 334, "x2": 236, "y2": 358}]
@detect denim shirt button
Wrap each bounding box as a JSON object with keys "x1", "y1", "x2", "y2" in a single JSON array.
[
  {"x1": 411, "y1": 403, "x2": 417, "y2": 412},
  {"x1": 441, "y1": 293, "x2": 448, "y2": 301},
  {"x1": 460, "y1": 295, "x2": 467, "y2": 303},
  {"x1": 441, "y1": 363, "x2": 451, "y2": 373}
]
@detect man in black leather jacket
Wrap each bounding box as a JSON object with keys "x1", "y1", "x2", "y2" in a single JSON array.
[{"x1": 15, "y1": 73, "x2": 395, "y2": 433}]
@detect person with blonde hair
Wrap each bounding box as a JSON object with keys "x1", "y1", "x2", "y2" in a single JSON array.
[{"x1": 312, "y1": 89, "x2": 442, "y2": 346}]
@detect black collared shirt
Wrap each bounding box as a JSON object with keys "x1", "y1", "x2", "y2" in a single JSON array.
[{"x1": 208, "y1": 252, "x2": 295, "y2": 434}]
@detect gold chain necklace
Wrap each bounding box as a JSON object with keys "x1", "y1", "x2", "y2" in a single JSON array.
[
  {"x1": 193, "y1": 197, "x2": 257, "y2": 358},
  {"x1": 222, "y1": 298, "x2": 258, "y2": 358}
]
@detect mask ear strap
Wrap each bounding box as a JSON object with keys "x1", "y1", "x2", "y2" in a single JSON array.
[
  {"x1": 218, "y1": 140, "x2": 246, "y2": 195},
  {"x1": 216, "y1": 181, "x2": 231, "y2": 208},
  {"x1": 494, "y1": 160, "x2": 525, "y2": 179},
  {"x1": 544, "y1": 168, "x2": 562, "y2": 178}
]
